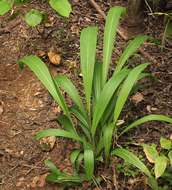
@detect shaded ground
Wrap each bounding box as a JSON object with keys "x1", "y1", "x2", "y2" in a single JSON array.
[{"x1": 0, "y1": 0, "x2": 172, "y2": 189}]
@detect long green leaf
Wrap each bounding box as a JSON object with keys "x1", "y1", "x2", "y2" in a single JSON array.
[
  {"x1": 112, "y1": 148, "x2": 152, "y2": 177},
  {"x1": 103, "y1": 123, "x2": 114, "y2": 161},
  {"x1": 35, "y1": 128, "x2": 83, "y2": 142},
  {"x1": 84, "y1": 149, "x2": 94, "y2": 180},
  {"x1": 57, "y1": 114, "x2": 77, "y2": 134},
  {"x1": 80, "y1": 26, "x2": 98, "y2": 113},
  {"x1": 54, "y1": 75, "x2": 86, "y2": 117},
  {"x1": 70, "y1": 149, "x2": 81, "y2": 171},
  {"x1": 70, "y1": 106, "x2": 89, "y2": 128},
  {"x1": 102, "y1": 6, "x2": 126, "y2": 85},
  {"x1": 120, "y1": 114, "x2": 172, "y2": 136},
  {"x1": 18, "y1": 55, "x2": 70, "y2": 117},
  {"x1": 113, "y1": 63, "x2": 149, "y2": 123},
  {"x1": 44, "y1": 160, "x2": 61, "y2": 175},
  {"x1": 92, "y1": 68, "x2": 129, "y2": 136},
  {"x1": 93, "y1": 62, "x2": 102, "y2": 102},
  {"x1": 115, "y1": 36, "x2": 148, "y2": 74}
]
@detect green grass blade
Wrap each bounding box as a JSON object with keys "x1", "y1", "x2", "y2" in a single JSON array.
[
  {"x1": 120, "y1": 114, "x2": 172, "y2": 136},
  {"x1": 102, "y1": 6, "x2": 126, "y2": 85},
  {"x1": 54, "y1": 75, "x2": 86, "y2": 117},
  {"x1": 92, "y1": 68, "x2": 129, "y2": 136},
  {"x1": 115, "y1": 36, "x2": 148, "y2": 74},
  {"x1": 57, "y1": 115, "x2": 77, "y2": 134},
  {"x1": 35, "y1": 129, "x2": 83, "y2": 142},
  {"x1": 80, "y1": 26, "x2": 98, "y2": 113},
  {"x1": 112, "y1": 148, "x2": 152, "y2": 177},
  {"x1": 18, "y1": 55, "x2": 70, "y2": 117},
  {"x1": 113, "y1": 63, "x2": 149, "y2": 123},
  {"x1": 84, "y1": 148, "x2": 94, "y2": 180},
  {"x1": 103, "y1": 123, "x2": 114, "y2": 161}
]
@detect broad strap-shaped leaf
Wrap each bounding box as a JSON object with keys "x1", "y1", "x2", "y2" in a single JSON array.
[
  {"x1": 120, "y1": 114, "x2": 172, "y2": 136},
  {"x1": 84, "y1": 148, "x2": 94, "y2": 180},
  {"x1": 44, "y1": 159, "x2": 62, "y2": 176},
  {"x1": 103, "y1": 123, "x2": 114, "y2": 161},
  {"x1": 113, "y1": 63, "x2": 149, "y2": 123},
  {"x1": 54, "y1": 75, "x2": 86, "y2": 117},
  {"x1": 80, "y1": 26, "x2": 98, "y2": 113},
  {"x1": 115, "y1": 36, "x2": 148, "y2": 74},
  {"x1": 18, "y1": 55, "x2": 70, "y2": 117},
  {"x1": 102, "y1": 6, "x2": 126, "y2": 85},
  {"x1": 91, "y1": 68, "x2": 129, "y2": 136},
  {"x1": 154, "y1": 155, "x2": 168, "y2": 179},
  {"x1": 49, "y1": 0, "x2": 72, "y2": 17},
  {"x1": 57, "y1": 115, "x2": 77, "y2": 135},
  {"x1": 142, "y1": 144, "x2": 159, "y2": 163},
  {"x1": 70, "y1": 149, "x2": 81, "y2": 171},
  {"x1": 93, "y1": 62, "x2": 102, "y2": 102},
  {"x1": 112, "y1": 148, "x2": 152, "y2": 177},
  {"x1": 35, "y1": 128, "x2": 83, "y2": 142}
]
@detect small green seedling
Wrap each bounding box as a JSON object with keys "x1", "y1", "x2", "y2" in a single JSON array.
[
  {"x1": 24, "y1": 9, "x2": 43, "y2": 27},
  {"x1": 114, "y1": 137, "x2": 172, "y2": 190}
]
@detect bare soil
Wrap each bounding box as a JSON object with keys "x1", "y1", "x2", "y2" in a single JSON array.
[{"x1": 0, "y1": 1, "x2": 172, "y2": 190}]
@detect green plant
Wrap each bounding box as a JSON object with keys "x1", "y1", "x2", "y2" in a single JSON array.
[
  {"x1": 113, "y1": 137, "x2": 172, "y2": 189},
  {"x1": 18, "y1": 6, "x2": 172, "y2": 188},
  {"x1": 24, "y1": 9, "x2": 43, "y2": 27},
  {"x1": 0, "y1": 0, "x2": 72, "y2": 26}
]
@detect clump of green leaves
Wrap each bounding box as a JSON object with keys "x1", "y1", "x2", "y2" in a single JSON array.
[{"x1": 18, "y1": 6, "x2": 172, "y2": 188}]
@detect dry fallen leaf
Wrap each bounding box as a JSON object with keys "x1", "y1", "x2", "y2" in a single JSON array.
[
  {"x1": 39, "y1": 136, "x2": 56, "y2": 151},
  {"x1": 48, "y1": 51, "x2": 61, "y2": 65},
  {"x1": 131, "y1": 92, "x2": 144, "y2": 104}
]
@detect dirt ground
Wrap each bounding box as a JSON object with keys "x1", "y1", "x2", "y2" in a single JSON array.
[{"x1": 0, "y1": 1, "x2": 172, "y2": 190}]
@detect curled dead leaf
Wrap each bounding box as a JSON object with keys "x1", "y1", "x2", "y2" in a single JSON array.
[
  {"x1": 131, "y1": 92, "x2": 144, "y2": 104},
  {"x1": 48, "y1": 51, "x2": 61, "y2": 65}
]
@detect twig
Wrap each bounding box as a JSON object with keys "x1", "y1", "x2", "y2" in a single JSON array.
[{"x1": 89, "y1": 0, "x2": 157, "y2": 64}]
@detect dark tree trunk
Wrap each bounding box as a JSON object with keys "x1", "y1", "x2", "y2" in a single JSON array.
[{"x1": 126, "y1": 0, "x2": 145, "y2": 37}]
